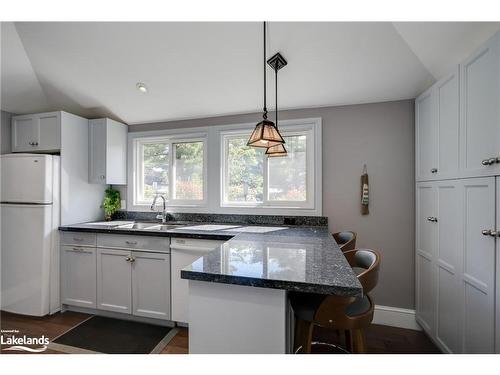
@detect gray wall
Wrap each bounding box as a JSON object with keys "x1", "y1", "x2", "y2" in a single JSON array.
[
  {"x1": 129, "y1": 100, "x2": 415, "y2": 309},
  {"x1": 1, "y1": 110, "x2": 13, "y2": 154}
]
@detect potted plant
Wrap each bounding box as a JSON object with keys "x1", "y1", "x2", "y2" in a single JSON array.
[{"x1": 101, "y1": 186, "x2": 121, "y2": 221}]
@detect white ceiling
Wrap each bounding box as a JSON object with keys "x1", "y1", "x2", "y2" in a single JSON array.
[{"x1": 1, "y1": 22, "x2": 499, "y2": 124}]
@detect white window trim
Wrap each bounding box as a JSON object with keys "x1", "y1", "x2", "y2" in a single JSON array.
[
  {"x1": 127, "y1": 118, "x2": 322, "y2": 216},
  {"x1": 128, "y1": 128, "x2": 209, "y2": 212}
]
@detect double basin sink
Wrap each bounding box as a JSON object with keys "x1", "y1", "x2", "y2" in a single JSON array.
[{"x1": 89, "y1": 221, "x2": 186, "y2": 231}]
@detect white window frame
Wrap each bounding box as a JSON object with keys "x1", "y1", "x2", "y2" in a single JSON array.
[
  {"x1": 128, "y1": 129, "x2": 208, "y2": 211},
  {"x1": 214, "y1": 118, "x2": 322, "y2": 216}
]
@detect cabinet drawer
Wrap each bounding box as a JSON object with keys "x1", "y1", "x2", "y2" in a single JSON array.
[
  {"x1": 97, "y1": 234, "x2": 170, "y2": 252},
  {"x1": 61, "y1": 231, "x2": 96, "y2": 247}
]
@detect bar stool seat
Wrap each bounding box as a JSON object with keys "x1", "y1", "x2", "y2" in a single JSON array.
[{"x1": 290, "y1": 248, "x2": 381, "y2": 354}]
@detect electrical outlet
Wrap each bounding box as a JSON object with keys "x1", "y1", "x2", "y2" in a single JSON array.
[{"x1": 120, "y1": 199, "x2": 126, "y2": 210}]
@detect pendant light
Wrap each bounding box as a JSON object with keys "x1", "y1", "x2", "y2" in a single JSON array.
[
  {"x1": 266, "y1": 52, "x2": 288, "y2": 157},
  {"x1": 247, "y1": 22, "x2": 285, "y2": 149}
]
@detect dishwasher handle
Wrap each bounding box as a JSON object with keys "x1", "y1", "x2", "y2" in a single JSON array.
[{"x1": 170, "y1": 244, "x2": 217, "y2": 253}]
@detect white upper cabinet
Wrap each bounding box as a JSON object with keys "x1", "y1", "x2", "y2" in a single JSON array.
[
  {"x1": 436, "y1": 69, "x2": 460, "y2": 179},
  {"x1": 416, "y1": 68, "x2": 460, "y2": 181},
  {"x1": 89, "y1": 118, "x2": 127, "y2": 185},
  {"x1": 12, "y1": 112, "x2": 61, "y2": 152},
  {"x1": 460, "y1": 32, "x2": 500, "y2": 177},
  {"x1": 416, "y1": 89, "x2": 437, "y2": 181}
]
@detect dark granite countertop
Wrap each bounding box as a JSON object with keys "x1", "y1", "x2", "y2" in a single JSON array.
[{"x1": 60, "y1": 221, "x2": 362, "y2": 296}]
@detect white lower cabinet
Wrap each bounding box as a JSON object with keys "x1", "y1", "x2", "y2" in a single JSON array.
[
  {"x1": 61, "y1": 245, "x2": 97, "y2": 308},
  {"x1": 132, "y1": 251, "x2": 170, "y2": 320},
  {"x1": 416, "y1": 177, "x2": 497, "y2": 353},
  {"x1": 97, "y1": 248, "x2": 132, "y2": 314},
  {"x1": 96, "y1": 248, "x2": 171, "y2": 320}
]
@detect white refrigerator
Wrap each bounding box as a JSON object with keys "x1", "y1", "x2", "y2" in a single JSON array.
[{"x1": 1, "y1": 153, "x2": 60, "y2": 316}]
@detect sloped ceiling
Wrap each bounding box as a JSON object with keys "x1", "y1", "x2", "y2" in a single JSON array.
[{"x1": 1, "y1": 21, "x2": 499, "y2": 124}]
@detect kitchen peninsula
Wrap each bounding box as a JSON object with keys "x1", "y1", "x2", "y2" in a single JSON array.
[{"x1": 60, "y1": 219, "x2": 362, "y2": 354}]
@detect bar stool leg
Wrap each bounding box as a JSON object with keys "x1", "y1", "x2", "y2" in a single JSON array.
[
  {"x1": 345, "y1": 330, "x2": 353, "y2": 352},
  {"x1": 303, "y1": 320, "x2": 314, "y2": 353},
  {"x1": 352, "y1": 329, "x2": 367, "y2": 354}
]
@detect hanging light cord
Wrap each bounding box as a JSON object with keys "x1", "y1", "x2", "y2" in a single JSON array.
[
  {"x1": 263, "y1": 21, "x2": 267, "y2": 120},
  {"x1": 275, "y1": 60, "x2": 278, "y2": 129}
]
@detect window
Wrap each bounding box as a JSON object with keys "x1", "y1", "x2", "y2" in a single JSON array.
[
  {"x1": 132, "y1": 135, "x2": 206, "y2": 207},
  {"x1": 128, "y1": 118, "x2": 321, "y2": 215},
  {"x1": 221, "y1": 124, "x2": 316, "y2": 209}
]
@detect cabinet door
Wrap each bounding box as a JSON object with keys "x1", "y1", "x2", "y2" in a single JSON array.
[
  {"x1": 89, "y1": 119, "x2": 107, "y2": 184},
  {"x1": 131, "y1": 251, "x2": 170, "y2": 320},
  {"x1": 435, "y1": 181, "x2": 461, "y2": 353},
  {"x1": 105, "y1": 119, "x2": 127, "y2": 185},
  {"x1": 460, "y1": 177, "x2": 496, "y2": 353},
  {"x1": 96, "y1": 248, "x2": 132, "y2": 313},
  {"x1": 460, "y1": 33, "x2": 500, "y2": 177},
  {"x1": 436, "y1": 69, "x2": 460, "y2": 179},
  {"x1": 415, "y1": 182, "x2": 437, "y2": 334},
  {"x1": 496, "y1": 177, "x2": 500, "y2": 354},
  {"x1": 37, "y1": 112, "x2": 61, "y2": 151},
  {"x1": 416, "y1": 89, "x2": 437, "y2": 181},
  {"x1": 61, "y1": 246, "x2": 97, "y2": 308},
  {"x1": 12, "y1": 115, "x2": 39, "y2": 152}
]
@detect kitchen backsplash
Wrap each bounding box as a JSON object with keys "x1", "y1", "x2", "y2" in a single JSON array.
[{"x1": 113, "y1": 211, "x2": 328, "y2": 227}]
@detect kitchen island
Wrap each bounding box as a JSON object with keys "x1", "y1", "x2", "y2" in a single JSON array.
[{"x1": 181, "y1": 228, "x2": 362, "y2": 354}]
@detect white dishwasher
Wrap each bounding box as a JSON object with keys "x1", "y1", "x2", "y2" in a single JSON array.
[{"x1": 170, "y1": 237, "x2": 225, "y2": 324}]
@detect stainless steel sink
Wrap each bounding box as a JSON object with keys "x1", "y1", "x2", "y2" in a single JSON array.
[
  {"x1": 146, "y1": 224, "x2": 186, "y2": 231},
  {"x1": 116, "y1": 222, "x2": 158, "y2": 230}
]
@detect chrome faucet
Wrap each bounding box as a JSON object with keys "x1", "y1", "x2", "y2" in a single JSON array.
[{"x1": 151, "y1": 194, "x2": 167, "y2": 223}]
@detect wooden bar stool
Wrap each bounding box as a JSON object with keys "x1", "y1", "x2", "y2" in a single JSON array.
[
  {"x1": 332, "y1": 231, "x2": 357, "y2": 252},
  {"x1": 290, "y1": 248, "x2": 381, "y2": 354}
]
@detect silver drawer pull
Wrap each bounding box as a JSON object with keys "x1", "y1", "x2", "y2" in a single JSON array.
[
  {"x1": 125, "y1": 256, "x2": 131, "y2": 262},
  {"x1": 430, "y1": 168, "x2": 438, "y2": 173},
  {"x1": 125, "y1": 240, "x2": 138, "y2": 245},
  {"x1": 125, "y1": 256, "x2": 136, "y2": 262},
  {"x1": 482, "y1": 229, "x2": 498, "y2": 237},
  {"x1": 426, "y1": 217, "x2": 438, "y2": 222}
]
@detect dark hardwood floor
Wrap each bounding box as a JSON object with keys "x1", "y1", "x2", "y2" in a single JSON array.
[{"x1": 1, "y1": 310, "x2": 438, "y2": 354}]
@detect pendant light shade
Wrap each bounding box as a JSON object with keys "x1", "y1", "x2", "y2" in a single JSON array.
[
  {"x1": 247, "y1": 119, "x2": 285, "y2": 148},
  {"x1": 265, "y1": 143, "x2": 287, "y2": 157}
]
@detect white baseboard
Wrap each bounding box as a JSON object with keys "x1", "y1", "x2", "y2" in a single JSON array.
[{"x1": 373, "y1": 305, "x2": 421, "y2": 331}]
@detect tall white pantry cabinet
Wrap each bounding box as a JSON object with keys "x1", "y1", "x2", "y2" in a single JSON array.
[{"x1": 415, "y1": 31, "x2": 500, "y2": 353}]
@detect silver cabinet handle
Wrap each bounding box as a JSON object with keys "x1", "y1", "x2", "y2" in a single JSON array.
[
  {"x1": 129, "y1": 257, "x2": 136, "y2": 263},
  {"x1": 125, "y1": 256, "x2": 131, "y2": 262},
  {"x1": 125, "y1": 256, "x2": 136, "y2": 263},
  {"x1": 482, "y1": 229, "x2": 498, "y2": 237},
  {"x1": 482, "y1": 157, "x2": 499, "y2": 166},
  {"x1": 430, "y1": 168, "x2": 438, "y2": 173},
  {"x1": 125, "y1": 240, "x2": 138, "y2": 245},
  {"x1": 426, "y1": 217, "x2": 438, "y2": 222},
  {"x1": 100, "y1": 175, "x2": 106, "y2": 180}
]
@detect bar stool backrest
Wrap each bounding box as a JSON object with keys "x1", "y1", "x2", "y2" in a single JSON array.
[
  {"x1": 343, "y1": 249, "x2": 381, "y2": 294},
  {"x1": 332, "y1": 231, "x2": 357, "y2": 252}
]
